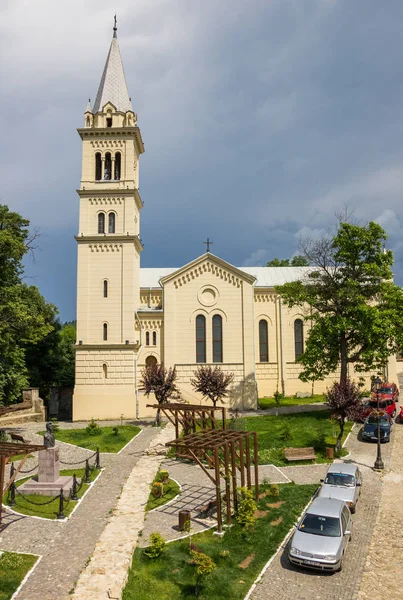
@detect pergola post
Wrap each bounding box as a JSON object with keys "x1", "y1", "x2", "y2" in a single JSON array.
[
  {"x1": 239, "y1": 437, "x2": 245, "y2": 488},
  {"x1": 245, "y1": 435, "x2": 252, "y2": 491},
  {"x1": 223, "y1": 442, "x2": 232, "y2": 525},
  {"x1": 253, "y1": 432, "x2": 259, "y2": 501},
  {"x1": 214, "y1": 447, "x2": 222, "y2": 533},
  {"x1": 230, "y1": 441, "x2": 238, "y2": 511},
  {"x1": 0, "y1": 456, "x2": 5, "y2": 527}
]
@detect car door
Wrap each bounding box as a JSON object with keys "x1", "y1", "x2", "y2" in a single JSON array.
[{"x1": 341, "y1": 506, "x2": 351, "y2": 552}]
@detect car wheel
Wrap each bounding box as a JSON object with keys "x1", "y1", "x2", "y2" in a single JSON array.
[
  {"x1": 337, "y1": 556, "x2": 343, "y2": 572},
  {"x1": 350, "y1": 507, "x2": 356, "y2": 515}
]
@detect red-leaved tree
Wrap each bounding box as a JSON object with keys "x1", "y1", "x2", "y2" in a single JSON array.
[
  {"x1": 190, "y1": 365, "x2": 234, "y2": 408},
  {"x1": 140, "y1": 363, "x2": 181, "y2": 425},
  {"x1": 325, "y1": 379, "x2": 362, "y2": 452}
]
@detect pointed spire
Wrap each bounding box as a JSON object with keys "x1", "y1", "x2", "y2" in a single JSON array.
[
  {"x1": 92, "y1": 22, "x2": 132, "y2": 114},
  {"x1": 85, "y1": 98, "x2": 92, "y2": 113}
]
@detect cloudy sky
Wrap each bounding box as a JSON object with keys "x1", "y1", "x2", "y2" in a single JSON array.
[{"x1": 1, "y1": 0, "x2": 403, "y2": 321}]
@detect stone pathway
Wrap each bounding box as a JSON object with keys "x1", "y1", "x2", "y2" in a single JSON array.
[
  {"x1": 358, "y1": 419, "x2": 403, "y2": 599},
  {"x1": 71, "y1": 424, "x2": 174, "y2": 600},
  {"x1": 0, "y1": 422, "x2": 159, "y2": 600}
]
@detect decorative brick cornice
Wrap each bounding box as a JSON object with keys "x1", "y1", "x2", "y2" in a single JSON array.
[
  {"x1": 89, "y1": 197, "x2": 123, "y2": 206},
  {"x1": 254, "y1": 293, "x2": 277, "y2": 303},
  {"x1": 89, "y1": 140, "x2": 124, "y2": 149},
  {"x1": 137, "y1": 318, "x2": 163, "y2": 330},
  {"x1": 173, "y1": 261, "x2": 241, "y2": 289},
  {"x1": 77, "y1": 126, "x2": 144, "y2": 155},
  {"x1": 88, "y1": 243, "x2": 123, "y2": 253}
]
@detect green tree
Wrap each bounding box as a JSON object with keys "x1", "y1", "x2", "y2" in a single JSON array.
[
  {"x1": 0, "y1": 205, "x2": 57, "y2": 404},
  {"x1": 25, "y1": 320, "x2": 76, "y2": 398},
  {"x1": 275, "y1": 220, "x2": 403, "y2": 385},
  {"x1": 266, "y1": 255, "x2": 309, "y2": 267}
]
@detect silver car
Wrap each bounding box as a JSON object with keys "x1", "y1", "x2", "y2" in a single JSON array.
[
  {"x1": 289, "y1": 497, "x2": 352, "y2": 572},
  {"x1": 318, "y1": 463, "x2": 362, "y2": 513}
]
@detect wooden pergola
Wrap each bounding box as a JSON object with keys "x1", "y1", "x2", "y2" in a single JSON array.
[
  {"x1": 147, "y1": 402, "x2": 226, "y2": 438},
  {"x1": 148, "y1": 402, "x2": 259, "y2": 533},
  {"x1": 0, "y1": 441, "x2": 45, "y2": 526},
  {"x1": 166, "y1": 429, "x2": 259, "y2": 532}
]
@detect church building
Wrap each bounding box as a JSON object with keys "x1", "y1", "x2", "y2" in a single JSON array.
[{"x1": 73, "y1": 25, "x2": 397, "y2": 420}]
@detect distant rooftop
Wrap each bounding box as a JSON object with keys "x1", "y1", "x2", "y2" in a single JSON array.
[{"x1": 140, "y1": 266, "x2": 312, "y2": 288}]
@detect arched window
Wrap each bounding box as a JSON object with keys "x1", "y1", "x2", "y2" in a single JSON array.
[
  {"x1": 146, "y1": 331, "x2": 150, "y2": 346},
  {"x1": 212, "y1": 315, "x2": 223, "y2": 363},
  {"x1": 114, "y1": 152, "x2": 121, "y2": 180},
  {"x1": 103, "y1": 323, "x2": 108, "y2": 341},
  {"x1": 196, "y1": 315, "x2": 206, "y2": 363},
  {"x1": 103, "y1": 280, "x2": 108, "y2": 298},
  {"x1": 102, "y1": 363, "x2": 108, "y2": 379},
  {"x1": 259, "y1": 320, "x2": 268, "y2": 362},
  {"x1": 294, "y1": 319, "x2": 304, "y2": 360},
  {"x1": 95, "y1": 153, "x2": 102, "y2": 181},
  {"x1": 104, "y1": 153, "x2": 112, "y2": 180},
  {"x1": 108, "y1": 212, "x2": 115, "y2": 233},
  {"x1": 98, "y1": 212, "x2": 105, "y2": 234},
  {"x1": 152, "y1": 331, "x2": 157, "y2": 346},
  {"x1": 146, "y1": 356, "x2": 157, "y2": 368}
]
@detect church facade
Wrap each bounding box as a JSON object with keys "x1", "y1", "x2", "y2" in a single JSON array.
[{"x1": 73, "y1": 27, "x2": 397, "y2": 421}]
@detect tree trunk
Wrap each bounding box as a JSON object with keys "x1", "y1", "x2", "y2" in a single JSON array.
[
  {"x1": 155, "y1": 406, "x2": 161, "y2": 426},
  {"x1": 340, "y1": 333, "x2": 348, "y2": 385},
  {"x1": 336, "y1": 418, "x2": 344, "y2": 453}
]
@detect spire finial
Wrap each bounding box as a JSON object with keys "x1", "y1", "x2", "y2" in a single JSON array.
[{"x1": 113, "y1": 14, "x2": 117, "y2": 38}]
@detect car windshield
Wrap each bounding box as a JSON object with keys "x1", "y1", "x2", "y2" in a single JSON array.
[
  {"x1": 324, "y1": 473, "x2": 355, "y2": 487},
  {"x1": 379, "y1": 387, "x2": 393, "y2": 394},
  {"x1": 367, "y1": 416, "x2": 389, "y2": 425},
  {"x1": 299, "y1": 513, "x2": 341, "y2": 537},
  {"x1": 367, "y1": 401, "x2": 386, "y2": 409}
]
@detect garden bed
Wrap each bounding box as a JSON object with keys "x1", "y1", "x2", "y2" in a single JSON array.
[
  {"x1": 146, "y1": 477, "x2": 181, "y2": 512},
  {"x1": 0, "y1": 551, "x2": 38, "y2": 600},
  {"x1": 38, "y1": 425, "x2": 141, "y2": 453},
  {"x1": 235, "y1": 410, "x2": 352, "y2": 466},
  {"x1": 5, "y1": 467, "x2": 98, "y2": 519},
  {"x1": 123, "y1": 483, "x2": 318, "y2": 600},
  {"x1": 257, "y1": 394, "x2": 325, "y2": 410}
]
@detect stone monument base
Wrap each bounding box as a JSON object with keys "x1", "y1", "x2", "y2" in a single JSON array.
[{"x1": 18, "y1": 475, "x2": 73, "y2": 497}]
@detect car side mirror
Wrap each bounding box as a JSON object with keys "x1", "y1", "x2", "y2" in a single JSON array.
[
  {"x1": 293, "y1": 522, "x2": 298, "y2": 528},
  {"x1": 356, "y1": 482, "x2": 361, "y2": 487},
  {"x1": 320, "y1": 479, "x2": 324, "y2": 483},
  {"x1": 344, "y1": 530, "x2": 351, "y2": 536}
]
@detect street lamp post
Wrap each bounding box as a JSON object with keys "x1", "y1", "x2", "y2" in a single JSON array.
[{"x1": 373, "y1": 376, "x2": 384, "y2": 470}]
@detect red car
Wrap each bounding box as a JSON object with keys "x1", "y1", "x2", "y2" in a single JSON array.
[{"x1": 361, "y1": 382, "x2": 398, "y2": 421}]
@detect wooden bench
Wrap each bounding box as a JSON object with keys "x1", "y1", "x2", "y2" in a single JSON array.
[
  {"x1": 10, "y1": 433, "x2": 29, "y2": 444},
  {"x1": 284, "y1": 447, "x2": 316, "y2": 461}
]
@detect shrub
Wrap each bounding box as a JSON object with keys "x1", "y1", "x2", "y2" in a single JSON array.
[
  {"x1": 112, "y1": 427, "x2": 119, "y2": 436},
  {"x1": 0, "y1": 430, "x2": 9, "y2": 443},
  {"x1": 156, "y1": 469, "x2": 169, "y2": 483},
  {"x1": 235, "y1": 487, "x2": 257, "y2": 528},
  {"x1": 50, "y1": 417, "x2": 60, "y2": 433},
  {"x1": 151, "y1": 482, "x2": 164, "y2": 498},
  {"x1": 144, "y1": 532, "x2": 166, "y2": 559},
  {"x1": 219, "y1": 549, "x2": 230, "y2": 558},
  {"x1": 279, "y1": 423, "x2": 292, "y2": 442},
  {"x1": 85, "y1": 418, "x2": 102, "y2": 436},
  {"x1": 268, "y1": 484, "x2": 279, "y2": 497},
  {"x1": 189, "y1": 549, "x2": 216, "y2": 596}
]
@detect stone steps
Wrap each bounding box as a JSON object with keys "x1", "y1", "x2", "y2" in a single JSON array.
[{"x1": 0, "y1": 412, "x2": 44, "y2": 426}]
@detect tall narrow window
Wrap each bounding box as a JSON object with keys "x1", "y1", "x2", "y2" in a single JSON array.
[
  {"x1": 152, "y1": 331, "x2": 157, "y2": 346},
  {"x1": 102, "y1": 363, "x2": 108, "y2": 379},
  {"x1": 294, "y1": 319, "x2": 304, "y2": 360},
  {"x1": 98, "y1": 212, "x2": 105, "y2": 233},
  {"x1": 196, "y1": 315, "x2": 206, "y2": 363},
  {"x1": 103, "y1": 280, "x2": 108, "y2": 298},
  {"x1": 104, "y1": 152, "x2": 112, "y2": 180},
  {"x1": 106, "y1": 117, "x2": 112, "y2": 127},
  {"x1": 146, "y1": 332, "x2": 150, "y2": 346},
  {"x1": 95, "y1": 153, "x2": 102, "y2": 180},
  {"x1": 259, "y1": 320, "x2": 269, "y2": 362},
  {"x1": 103, "y1": 323, "x2": 108, "y2": 341},
  {"x1": 212, "y1": 315, "x2": 223, "y2": 363},
  {"x1": 108, "y1": 212, "x2": 116, "y2": 233},
  {"x1": 114, "y1": 152, "x2": 121, "y2": 180}
]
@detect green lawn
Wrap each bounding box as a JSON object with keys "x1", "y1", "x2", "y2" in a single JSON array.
[
  {"x1": 38, "y1": 425, "x2": 141, "y2": 453},
  {"x1": 6, "y1": 467, "x2": 97, "y2": 519},
  {"x1": 241, "y1": 410, "x2": 352, "y2": 466},
  {"x1": 146, "y1": 478, "x2": 181, "y2": 512},
  {"x1": 123, "y1": 483, "x2": 318, "y2": 600},
  {"x1": 0, "y1": 552, "x2": 38, "y2": 600},
  {"x1": 258, "y1": 394, "x2": 325, "y2": 410}
]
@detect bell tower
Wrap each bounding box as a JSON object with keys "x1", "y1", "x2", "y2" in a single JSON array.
[{"x1": 73, "y1": 20, "x2": 145, "y2": 420}]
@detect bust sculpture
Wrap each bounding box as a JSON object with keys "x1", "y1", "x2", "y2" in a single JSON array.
[{"x1": 43, "y1": 421, "x2": 55, "y2": 448}]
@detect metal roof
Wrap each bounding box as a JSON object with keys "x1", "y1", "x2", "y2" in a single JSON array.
[
  {"x1": 140, "y1": 266, "x2": 312, "y2": 289},
  {"x1": 92, "y1": 35, "x2": 132, "y2": 114},
  {"x1": 306, "y1": 496, "x2": 346, "y2": 517},
  {"x1": 326, "y1": 463, "x2": 358, "y2": 475}
]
